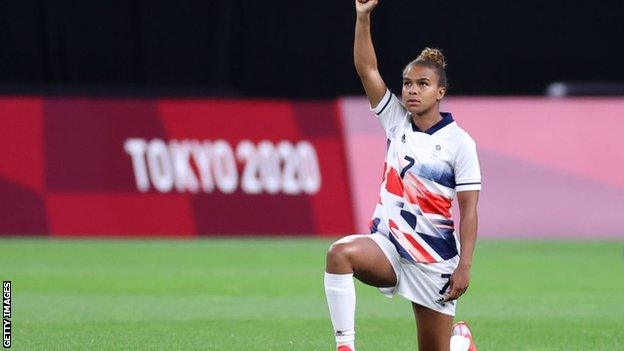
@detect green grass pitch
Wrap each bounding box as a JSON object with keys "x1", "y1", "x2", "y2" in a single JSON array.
[{"x1": 1, "y1": 238, "x2": 623, "y2": 350}]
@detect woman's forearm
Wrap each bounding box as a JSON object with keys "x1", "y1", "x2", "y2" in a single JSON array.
[
  {"x1": 458, "y1": 211, "x2": 478, "y2": 268},
  {"x1": 354, "y1": 13, "x2": 379, "y2": 77}
]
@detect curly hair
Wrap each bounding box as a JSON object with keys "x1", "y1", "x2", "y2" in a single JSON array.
[{"x1": 403, "y1": 47, "x2": 448, "y2": 88}]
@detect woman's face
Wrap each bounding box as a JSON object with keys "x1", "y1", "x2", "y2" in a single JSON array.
[{"x1": 401, "y1": 65, "x2": 446, "y2": 116}]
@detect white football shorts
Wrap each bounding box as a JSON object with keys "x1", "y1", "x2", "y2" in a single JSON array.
[{"x1": 369, "y1": 232, "x2": 459, "y2": 316}]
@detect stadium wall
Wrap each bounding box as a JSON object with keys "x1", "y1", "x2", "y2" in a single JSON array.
[
  {"x1": 1, "y1": 96, "x2": 623, "y2": 237},
  {"x1": 341, "y1": 97, "x2": 624, "y2": 237},
  {"x1": 0, "y1": 97, "x2": 354, "y2": 236}
]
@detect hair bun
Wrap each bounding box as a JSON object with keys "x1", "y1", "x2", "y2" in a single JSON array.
[{"x1": 416, "y1": 48, "x2": 447, "y2": 69}]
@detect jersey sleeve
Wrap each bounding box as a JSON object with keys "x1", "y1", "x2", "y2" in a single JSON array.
[
  {"x1": 370, "y1": 89, "x2": 407, "y2": 137},
  {"x1": 454, "y1": 135, "x2": 482, "y2": 192}
]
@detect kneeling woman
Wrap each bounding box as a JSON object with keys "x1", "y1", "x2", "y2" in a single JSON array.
[{"x1": 324, "y1": 1, "x2": 481, "y2": 350}]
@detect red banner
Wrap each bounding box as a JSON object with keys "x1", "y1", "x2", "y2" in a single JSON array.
[{"x1": 0, "y1": 97, "x2": 355, "y2": 236}]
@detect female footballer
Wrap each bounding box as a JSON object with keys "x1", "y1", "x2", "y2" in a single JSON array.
[{"x1": 324, "y1": 1, "x2": 481, "y2": 350}]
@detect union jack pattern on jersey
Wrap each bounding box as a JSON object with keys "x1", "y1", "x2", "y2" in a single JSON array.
[{"x1": 369, "y1": 90, "x2": 481, "y2": 264}]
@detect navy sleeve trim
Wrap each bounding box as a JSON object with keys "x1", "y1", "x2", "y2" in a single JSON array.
[
  {"x1": 456, "y1": 182, "x2": 481, "y2": 186},
  {"x1": 376, "y1": 93, "x2": 393, "y2": 115}
]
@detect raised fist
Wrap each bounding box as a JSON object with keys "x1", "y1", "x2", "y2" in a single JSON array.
[{"x1": 355, "y1": 0, "x2": 378, "y2": 15}]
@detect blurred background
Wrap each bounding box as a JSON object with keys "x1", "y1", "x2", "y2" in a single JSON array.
[
  {"x1": 3, "y1": 0, "x2": 624, "y2": 97},
  {"x1": 1, "y1": 0, "x2": 623, "y2": 237},
  {"x1": 1, "y1": 1, "x2": 623, "y2": 350}
]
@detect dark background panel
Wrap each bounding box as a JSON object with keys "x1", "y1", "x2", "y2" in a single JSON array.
[
  {"x1": 0, "y1": 0, "x2": 623, "y2": 97},
  {"x1": 0, "y1": 177, "x2": 48, "y2": 235},
  {"x1": 0, "y1": 1, "x2": 47, "y2": 84},
  {"x1": 192, "y1": 193, "x2": 317, "y2": 235},
  {"x1": 44, "y1": 98, "x2": 166, "y2": 191}
]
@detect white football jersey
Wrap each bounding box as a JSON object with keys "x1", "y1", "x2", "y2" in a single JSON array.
[{"x1": 368, "y1": 89, "x2": 481, "y2": 264}]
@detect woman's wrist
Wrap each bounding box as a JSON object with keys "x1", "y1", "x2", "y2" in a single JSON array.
[
  {"x1": 356, "y1": 12, "x2": 371, "y2": 21},
  {"x1": 458, "y1": 260, "x2": 472, "y2": 269}
]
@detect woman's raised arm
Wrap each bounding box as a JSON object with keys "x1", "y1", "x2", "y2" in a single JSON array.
[{"x1": 354, "y1": 0, "x2": 387, "y2": 108}]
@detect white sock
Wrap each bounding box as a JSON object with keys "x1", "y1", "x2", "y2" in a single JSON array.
[
  {"x1": 324, "y1": 272, "x2": 356, "y2": 348},
  {"x1": 450, "y1": 335, "x2": 471, "y2": 351}
]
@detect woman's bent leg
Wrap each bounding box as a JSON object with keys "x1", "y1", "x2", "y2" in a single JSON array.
[
  {"x1": 324, "y1": 235, "x2": 397, "y2": 350},
  {"x1": 326, "y1": 234, "x2": 397, "y2": 286},
  {"x1": 412, "y1": 303, "x2": 454, "y2": 351}
]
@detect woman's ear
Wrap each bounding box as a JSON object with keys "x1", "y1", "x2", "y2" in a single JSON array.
[{"x1": 437, "y1": 87, "x2": 447, "y2": 101}]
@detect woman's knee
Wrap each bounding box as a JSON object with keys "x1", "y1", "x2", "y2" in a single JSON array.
[
  {"x1": 327, "y1": 238, "x2": 356, "y2": 264},
  {"x1": 326, "y1": 236, "x2": 366, "y2": 272}
]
